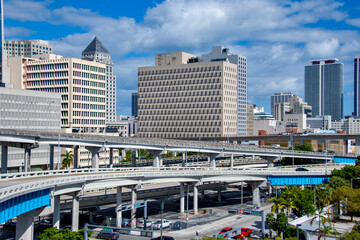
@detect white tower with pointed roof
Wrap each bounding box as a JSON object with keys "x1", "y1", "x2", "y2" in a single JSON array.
[{"x1": 82, "y1": 37, "x2": 116, "y2": 122}]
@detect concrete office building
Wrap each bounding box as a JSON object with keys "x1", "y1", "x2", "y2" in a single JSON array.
[
  {"x1": 332, "y1": 116, "x2": 360, "y2": 135},
  {"x1": 202, "y1": 46, "x2": 247, "y2": 136},
  {"x1": 274, "y1": 95, "x2": 312, "y2": 121},
  {"x1": 132, "y1": 92, "x2": 138, "y2": 117},
  {"x1": 3, "y1": 39, "x2": 52, "y2": 58},
  {"x1": 8, "y1": 54, "x2": 107, "y2": 133},
  {"x1": 0, "y1": 87, "x2": 61, "y2": 172},
  {"x1": 82, "y1": 37, "x2": 116, "y2": 122},
  {"x1": 138, "y1": 52, "x2": 238, "y2": 139},
  {"x1": 305, "y1": 59, "x2": 343, "y2": 121},
  {"x1": 354, "y1": 56, "x2": 360, "y2": 117},
  {"x1": 246, "y1": 104, "x2": 255, "y2": 136},
  {"x1": 307, "y1": 115, "x2": 332, "y2": 130},
  {"x1": 270, "y1": 92, "x2": 294, "y2": 117}
]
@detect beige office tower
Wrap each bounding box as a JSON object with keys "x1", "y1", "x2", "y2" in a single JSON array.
[
  {"x1": 4, "y1": 39, "x2": 52, "y2": 58},
  {"x1": 138, "y1": 52, "x2": 238, "y2": 139},
  {"x1": 8, "y1": 54, "x2": 107, "y2": 133}
]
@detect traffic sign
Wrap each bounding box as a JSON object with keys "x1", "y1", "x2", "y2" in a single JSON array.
[
  {"x1": 102, "y1": 228, "x2": 113, "y2": 233},
  {"x1": 238, "y1": 209, "x2": 242, "y2": 214},
  {"x1": 251, "y1": 210, "x2": 262, "y2": 216}
]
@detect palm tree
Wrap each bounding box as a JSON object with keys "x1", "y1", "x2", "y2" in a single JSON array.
[
  {"x1": 278, "y1": 185, "x2": 299, "y2": 216},
  {"x1": 269, "y1": 197, "x2": 287, "y2": 215},
  {"x1": 61, "y1": 150, "x2": 74, "y2": 169},
  {"x1": 310, "y1": 207, "x2": 338, "y2": 240}
]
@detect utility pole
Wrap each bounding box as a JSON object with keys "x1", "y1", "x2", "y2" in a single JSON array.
[{"x1": 186, "y1": 184, "x2": 189, "y2": 229}]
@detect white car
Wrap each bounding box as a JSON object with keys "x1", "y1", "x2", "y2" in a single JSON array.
[
  {"x1": 152, "y1": 219, "x2": 172, "y2": 229},
  {"x1": 136, "y1": 219, "x2": 153, "y2": 228}
]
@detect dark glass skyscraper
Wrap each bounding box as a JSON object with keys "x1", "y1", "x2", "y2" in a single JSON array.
[
  {"x1": 354, "y1": 56, "x2": 360, "y2": 117},
  {"x1": 132, "y1": 92, "x2": 138, "y2": 117},
  {"x1": 305, "y1": 59, "x2": 343, "y2": 121}
]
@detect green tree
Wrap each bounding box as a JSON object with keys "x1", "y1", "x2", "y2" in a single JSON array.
[
  {"x1": 284, "y1": 226, "x2": 305, "y2": 240},
  {"x1": 329, "y1": 176, "x2": 350, "y2": 189},
  {"x1": 61, "y1": 150, "x2": 74, "y2": 169},
  {"x1": 269, "y1": 197, "x2": 287, "y2": 215},
  {"x1": 38, "y1": 227, "x2": 92, "y2": 240},
  {"x1": 310, "y1": 207, "x2": 338, "y2": 240},
  {"x1": 292, "y1": 188, "x2": 316, "y2": 217},
  {"x1": 315, "y1": 184, "x2": 333, "y2": 209},
  {"x1": 293, "y1": 144, "x2": 313, "y2": 152},
  {"x1": 275, "y1": 212, "x2": 288, "y2": 236},
  {"x1": 266, "y1": 212, "x2": 276, "y2": 231},
  {"x1": 139, "y1": 149, "x2": 148, "y2": 157}
]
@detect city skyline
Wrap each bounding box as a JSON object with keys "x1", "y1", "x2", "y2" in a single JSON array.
[{"x1": 3, "y1": 0, "x2": 360, "y2": 116}]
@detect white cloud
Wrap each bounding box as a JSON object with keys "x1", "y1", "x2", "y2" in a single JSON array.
[
  {"x1": 305, "y1": 38, "x2": 340, "y2": 58},
  {"x1": 346, "y1": 18, "x2": 360, "y2": 27},
  {"x1": 4, "y1": 0, "x2": 52, "y2": 22},
  {"x1": 5, "y1": 26, "x2": 35, "y2": 37}
]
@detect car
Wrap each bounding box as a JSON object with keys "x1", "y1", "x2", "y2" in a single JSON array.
[
  {"x1": 172, "y1": 221, "x2": 187, "y2": 230},
  {"x1": 152, "y1": 219, "x2": 172, "y2": 229},
  {"x1": 150, "y1": 236, "x2": 175, "y2": 240},
  {"x1": 97, "y1": 229, "x2": 120, "y2": 240},
  {"x1": 218, "y1": 227, "x2": 253, "y2": 239},
  {"x1": 136, "y1": 219, "x2": 153, "y2": 228},
  {"x1": 296, "y1": 167, "x2": 309, "y2": 171},
  {"x1": 122, "y1": 218, "x2": 131, "y2": 227},
  {"x1": 2, "y1": 220, "x2": 16, "y2": 231}
]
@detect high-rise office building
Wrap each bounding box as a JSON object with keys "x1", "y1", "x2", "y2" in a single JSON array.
[
  {"x1": 3, "y1": 39, "x2": 52, "y2": 58},
  {"x1": 8, "y1": 54, "x2": 107, "y2": 133},
  {"x1": 82, "y1": 37, "x2": 116, "y2": 122},
  {"x1": 354, "y1": 56, "x2": 360, "y2": 117},
  {"x1": 132, "y1": 92, "x2": 138, "y2": 117},
  {"x1": 274, "y1": 95, "x2": 312, "y2": 121},
  {"x1": 305, "y1": 59, "x2": 343, "y2": 121},
  {"x1": 202, "y1": 46, "x2": 247, "y2": 136},
  {"x1": 138, "y1": 52, "x2": 238, "y2": 139},
  {"x1": 270, "y1": 92, "x2": 294, "y2": 117}
]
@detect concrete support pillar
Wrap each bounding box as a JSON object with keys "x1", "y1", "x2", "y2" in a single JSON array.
[
  {"x1": 182, "y1": 153, "x2": 186, "y2": 167},
  {"x1": 109, "y1": 148, "x2": 114, "y2": 167},
  {"x1": 16, "y1": 210, "x2": 36, "y2": 240},
  {"x1": 86, "y1": 147, "x2": 101, "y2": 168},
  {"x1": 252, "y1": 155, "x2": 255, "y2": 160},
  {"x1": 217, "y1": 190, "x2": 222, "y2": 203},
  {"x1": 230, "y1": 154, "x2": 234, "y2": 170},
  {"x1": 149, "y1": 150, "x2": 162, "y2": 168},
  {"x1": 1, "y1": 145, "x2": 8, "y2": 174},
  {"x1": 180, "y1": 183, "x2": 185, "y2": 214},
  {"x1": 267, "y1": 157, "x2": 275, "y2": 168},
  {"x1": 268, "y1": 182, "x2": 272, "y2": 196},
  {"x1": 131, "y1": 186, "x2": 137, "y2": 229},
  {"x1": 116, "y1": 186, "x2": 122, "y2": 228},
  {"x1": 193, "y1": 183, "x2": 198, "y2": 215},
  {"x1": 24, "y1": 147, "x2": 31, "y2": 172},
  {"x1": 53, "y1": 195, "x2": 60, "y2": 229},
  {"x1": 132, "y1": 150, "x2": 136, "y2": 167},
  {"x1": 159, "y1": 154, "x2": 163, "y2": 167},
  {"x1": 206, "y1": 153, "x2": 219, "y2": 168},
  {"x1": 73, "y1": 145, "x2": 79, "y2": 169},
  {"x1": 122, "y1": 150, "x2": 126, "y2": 160},
  {"x1": 49, "y1": 145, "x2": 54, "y2": 170},
  {"x1": 71, "y1": 192, "x2": 80, "y2": 232},
  {"x1": 252, "y1": 181, "x2": 266, "y2": 207},
  {"x1": 89, "y1": 211, "x2": 94, "y2": 224}
]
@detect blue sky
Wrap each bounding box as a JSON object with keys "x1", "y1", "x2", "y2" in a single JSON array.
[{"x1": 4, "y1": 0, "x2": 360, "y2": 117}]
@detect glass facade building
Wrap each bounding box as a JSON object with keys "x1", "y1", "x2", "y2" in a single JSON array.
[
  {"x1": 305, "y1": 59, "x2": 343, "y2": 121},
  {"x1": 354, "y1": 56, "x2": 360, "y2": 117},
  {"x1": 132, "y1": 92, "x2": 138, "y2": 117}
]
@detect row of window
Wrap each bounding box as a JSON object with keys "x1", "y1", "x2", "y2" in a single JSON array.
[
  {"x1": 72, "y1": 95, "x2": 105, "y2": 103},
  {"x1": 139, "y1": 115, "x2": 220, "y2": 121},
  {"x1": 139, "y1": 66, "x2": 222, "y2": 75},
  {"x1": 139, "y1": 127, "x2": 221, "y2": 133},
  {"x1": 138, "y1": 133, "x2": 222, "y2": 138},
  {"x1": 72, "y1": 103, "x2": 105, "y2": 110},
  {"x1": 29, "y1": 87, "x2": 68, "y2": 93},
  {"x1": 139, "y1": 72, "x2": 223, "y2": 81},
  {"x1": 139, "y1": 84, "x2": 222, "y2": 93},
  {"x1": 72, "y1": 87, "x2": 105, "y2": 95},
  {"x1": 72, "y1": 79, "x2": 105, "y2": 88},
  {"x1": 140, "y1": 90, "x2": 221, "y2": 99},
  {"x1": 139, "y1": 102, "x2": 221, "y2": 108},
  {"x1": 72, "y1": 119, "x2": 105, "y2": 125},
  {"x1": 27, "y1": 71, "x2": 69, "y2": 79},
  {"x1": 139, "y1": 78, "x2": 221, "y2": 87},
  {"x1": 72, "y1": 111, "x2": 105, "y2": 118},
  {"x1": 73, "y1": 71, "x2": 106, "y2": 80},
  {"x1": 138, "y1": 108, "x2": 222, "y2": 115},
  {"x1": 26, "y1": 79, "x2": 69, "y2": 87},
  {"x1": 27, "y1": 63, "x2": 68, "y2": 71},
  {"x1": 139, "y1": 121, "x2": 222, "y2": 127},
  {"x1": 72, "y1": 63, "x2": 105, "y2": 73}
]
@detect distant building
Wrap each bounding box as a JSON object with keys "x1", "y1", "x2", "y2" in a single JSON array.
[
  {"x1": 202, "y1": 46, "x2": 247, "y2": 136},
  {"x1": 246, "y1": 104, "x2": 255, "y2": 136},
  {"x1": 305, "y1": 59, "x2": 343, "y2": 121},
  {"x1": 253, "y1": 106, "x2": 274, "y2": 120},
  {"x1": 0, "y1": 87, "x2": 61, "y2": 172},
  {"x1": 307, "y1": 115, "x2": 332, "y2": 130},
  {"x1": 3, "y1": 39, "x2": 52, "y2": 58},
  {"x1": 332, "y1": 116, "x2": 360, "y2": 134},
  {"x1": 354, "y1": 56, "x2": 360, "y2": 117},
  {"x1": 82, "y1": 37, "x2": 117, "y2": 122},
  {"x1": 132, "y1": 92, "x2": 138, "y2": 117},
  {"x1": 270, "y1": 92, "x2": 294, "y2": 117},
  {"x1": 8, "y1": 54, "x2": 107, "y2": 133},
  {"x1": 138, "y1": 52, "x2": 238, "y2": 139},
  {"x1": 274, "y1": 95, "x2": 312, "y2": 121}
]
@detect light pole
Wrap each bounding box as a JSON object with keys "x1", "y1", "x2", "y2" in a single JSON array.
[
  {"x1": 186, "y1": 184, "x2": 189, "y2": 229},
  {"x1": 46, "y1": 101, "x2": 55, "y2": 170}
]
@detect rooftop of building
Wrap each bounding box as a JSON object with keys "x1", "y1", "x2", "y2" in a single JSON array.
[{"x1": 82, "y1": 36, "x2": 110, "y2": 55}]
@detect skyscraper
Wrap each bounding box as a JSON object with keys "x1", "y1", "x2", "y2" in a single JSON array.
[
  {"x1": 305, "y1": 59, "x2": 343, "y2": 121},
  {"x1": 202, "y1": 46, "x2": 247, "y2": 136},
  {"x1": 82, "y1": 37, "x2": 117, "y2": 122},
  {"x1": 132, "y1": 92, "x2": 138, "y2": 117},
  {"x1": 354, "y1": 55, "x2": 360, "y2": 117}
]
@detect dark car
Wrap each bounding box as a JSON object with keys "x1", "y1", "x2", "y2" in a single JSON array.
[
  {"x1": 172, "y1": 221, "x2": 187, "y2": 230},
  {"x1": 97, "y1": 229, "x2": 120, "y2": 240},
  {"x1": 296, "y1": 167, "x2": 309, "y2": 171},
  {"x1": 151, "y1": 236, "x2": 175, "y2": 240}
]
